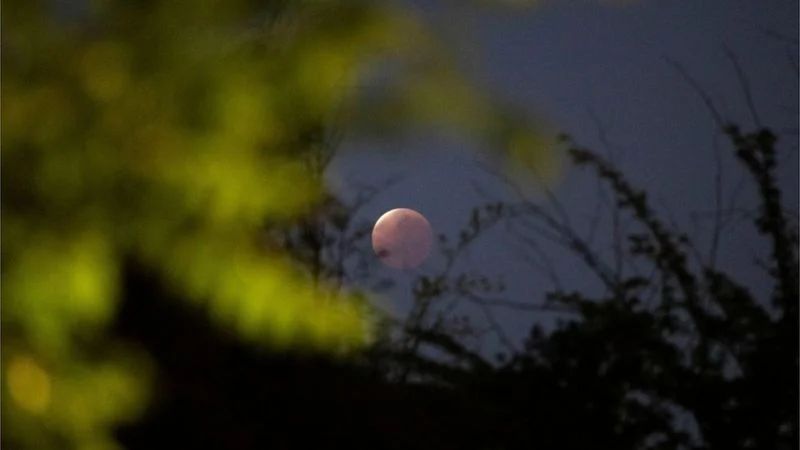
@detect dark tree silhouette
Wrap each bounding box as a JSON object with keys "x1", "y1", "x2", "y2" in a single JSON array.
[{"x1": 111, "y1": 117, "x2": 797, "y2": 450}]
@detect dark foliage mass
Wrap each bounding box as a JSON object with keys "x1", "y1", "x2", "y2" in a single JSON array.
[{"x1": 114, "y1": 125, "x2": 797, "y2": 450}]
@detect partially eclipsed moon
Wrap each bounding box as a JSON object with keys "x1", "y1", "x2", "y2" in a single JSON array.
[{"x1": 372, "y1": 208, "x2": 433, "y2": 269}]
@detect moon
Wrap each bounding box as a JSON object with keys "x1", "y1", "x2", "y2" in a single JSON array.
[{"x1": 372, "y1": 208, "x2": 433, "y2": 269}]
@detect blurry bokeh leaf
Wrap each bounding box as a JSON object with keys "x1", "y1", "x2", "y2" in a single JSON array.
[{"x1": 2, "y1": 0, "x2": 555, "y2": 448}]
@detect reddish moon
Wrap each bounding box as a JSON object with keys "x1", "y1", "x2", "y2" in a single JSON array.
[{"x1": 372, "y1": 208, "x2": 433, "y2": 269}]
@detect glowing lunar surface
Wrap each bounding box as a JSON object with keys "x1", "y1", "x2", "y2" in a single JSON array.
[{"x1": 372, "y1": 208, "x2": 433, "y2": 269}]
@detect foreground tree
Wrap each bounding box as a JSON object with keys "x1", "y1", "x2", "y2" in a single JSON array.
[
  {"x1": 385, "y1": 122, "x2": 797, "y2": 448},
  {"x1": 3, "y1": 1, "x2": 549, "y2": 448},
  {"x1": 110, "y1": 119, "x2": 796, "y2": 450}
]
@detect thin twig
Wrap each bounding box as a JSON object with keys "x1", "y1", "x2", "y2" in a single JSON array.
[
  {"x1": 708, "y1": 130, "x2": 725, "y2": 269},
  {"x1": 722, "y1": 46, "x2": 762, "y2": 129},
  {"x1": 664, "y1": 56, "x2": 726, "y2": 127}
]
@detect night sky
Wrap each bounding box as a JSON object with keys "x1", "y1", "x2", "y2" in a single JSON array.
[{"x1": 331, "y1": 0, "x2": 799, "y2": 348}]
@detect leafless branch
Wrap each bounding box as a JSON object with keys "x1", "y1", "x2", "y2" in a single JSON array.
[
  {"x1": 722, "y1": 46, "x2": 762, "y2": 129},
  {"x1": 587, "y1": 107, "x2": 625, "y2": 279},
  {"x1": 708, "y1": 130, "x2": 725, "y2": 269},
  {"x1": 664, "y1": 56, "x2": 726, "y2": 127}
]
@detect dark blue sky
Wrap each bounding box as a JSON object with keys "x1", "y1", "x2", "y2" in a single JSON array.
[{"x1": 332, "y1": 0, "x2": 798, "y2": 349}]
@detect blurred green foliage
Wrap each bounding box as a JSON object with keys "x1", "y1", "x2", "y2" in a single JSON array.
[{"x1": 2, "y1": 1, "x2": 554, "y2": 448}]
